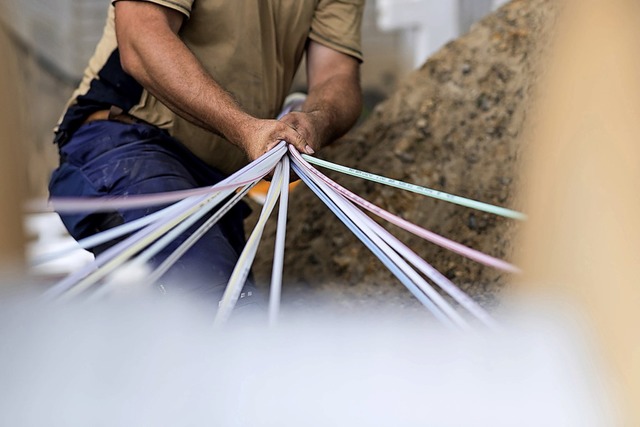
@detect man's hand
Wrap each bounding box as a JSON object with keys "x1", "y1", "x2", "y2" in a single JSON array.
[
  {"x1": 278, "y1": 110, "x2": 326, "y2": 154},
  {"x1": 232, "y1": 116, "x2": 315, "y2": 163}
]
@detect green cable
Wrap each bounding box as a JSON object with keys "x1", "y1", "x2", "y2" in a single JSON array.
[{"x1": 301, "y1": 155, "x2": 527, "y2": 221}]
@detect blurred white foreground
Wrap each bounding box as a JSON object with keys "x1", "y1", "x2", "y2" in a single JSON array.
[
  {"x1": 25, "y1": 213, "x2": 93, "y2": 278},
  {"x1": 0, "y1": 294, "x2": 616, "y2": 426}
]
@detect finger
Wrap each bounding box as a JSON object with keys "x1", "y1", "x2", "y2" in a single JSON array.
[{"x1": 278, "y1": 123, "x2": 314, "y2": 155}]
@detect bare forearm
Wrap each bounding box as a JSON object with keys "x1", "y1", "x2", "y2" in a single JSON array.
[
  {"x1": 301, "y1": 71, "x2": 362, "y2": 148},
  {"x1": 116, "y1": 8, "x2": 250, "y2": 145},
  {"x1": 125, "y1": 39, "x2": 242, "y2": 132},
  {"x1": 278, "y1": 41, "x2": 362, "y2": 152}
]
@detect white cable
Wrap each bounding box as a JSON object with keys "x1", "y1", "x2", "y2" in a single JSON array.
[
  {"x1": 31, "y1": 196, "x2": 200, "y2": 265},
  {"x1": 54, "y1": 191, "x2": 228, "y2": 300},
  {"x1": 43, "y1": 144, "x2": 286, "y2": 300},
  {"x1": 143, "y1": 183, "x2": 255, "y2": 288},
  {"x1": 214, "y1": 161, "x2": 285, "y2": 327},
  {"x1": 35, "y1": 145, "x2": 283, "y2": 265},
  {"x1": 91, "y1": 186, "x2": 241, "y2": 299},
  {"x1": 269, "y1": 155, "x2": 290, "y2": 327}
]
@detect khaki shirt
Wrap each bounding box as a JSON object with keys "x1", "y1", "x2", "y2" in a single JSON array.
[{"x1": 59, "y1": 0, "x2": 364, "y2": 175}]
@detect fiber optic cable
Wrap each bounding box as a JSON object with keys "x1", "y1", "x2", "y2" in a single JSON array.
[
  {"x1": 302, "y1": 154, "x2": 526, "y2": 220},
  {"x1": 293, "y1": 149, "x2": 498, "y2": 327},
  {"x1": 214, "y1": 161, "x2": 286, "y2": 326},
  {"x1": 269, "y1": 155, "x2": 290, "y2": 327},
  {"x1": 292, "y1": 159, "x2": 457, "y2": 327}
]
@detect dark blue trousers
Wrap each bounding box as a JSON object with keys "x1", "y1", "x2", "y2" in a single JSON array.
[{"x1": 49, "y1": 121, "x2": 259, "y2": 309}]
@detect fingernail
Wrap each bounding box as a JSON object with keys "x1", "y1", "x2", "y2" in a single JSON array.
[{"x1": 305, "y1": 145, "x2": 315, "y2": 155}]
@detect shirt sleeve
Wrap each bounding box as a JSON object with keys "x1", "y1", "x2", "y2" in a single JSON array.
[
  {"x1": 112, "y1": 0, "x2": 193, "y2": 19},
  {"x1": 309, "y1": 0, "x2": 364, "y2": 62}
]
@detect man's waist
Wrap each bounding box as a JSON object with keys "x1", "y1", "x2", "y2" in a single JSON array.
[{"x1": 83, "y1": 106, "x2": 147, "y2": 126}]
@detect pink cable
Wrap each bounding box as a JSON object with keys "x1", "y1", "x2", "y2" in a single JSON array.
[
  {"x1": 30, "y1": 143, "x2": 286, "y2": 213},
  {"x1": 37, "y1": 180, "x2": 252, "y2": 213}
]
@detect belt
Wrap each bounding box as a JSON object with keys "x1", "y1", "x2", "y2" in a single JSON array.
[
  {"x1": 83, "y1": 106, "x2": 145, "y2": 126},
  {"x1": 54, "y1": 106, "x2": 147, "y2": 148}
]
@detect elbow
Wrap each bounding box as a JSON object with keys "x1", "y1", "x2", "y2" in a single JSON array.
[{"x1": 117, "y1": 43, "x2": 140, "y2": 78}]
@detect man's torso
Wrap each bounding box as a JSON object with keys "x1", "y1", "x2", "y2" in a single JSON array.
[{"x1": 56, "y1": 0, "x2": 363, "y2": 175}]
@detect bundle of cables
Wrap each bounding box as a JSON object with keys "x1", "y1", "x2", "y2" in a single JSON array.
[{"x1": 30, "y1": 103, "x2": 525, "y2": 330}]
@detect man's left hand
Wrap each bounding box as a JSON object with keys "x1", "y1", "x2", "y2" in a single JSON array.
[{"x1": 278, "y1": 110, "x2": 328, "y2": 154}]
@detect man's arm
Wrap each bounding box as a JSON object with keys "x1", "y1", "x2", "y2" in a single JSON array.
[
  {"x1": 114, "y1": 1, "x2": 314, "y2": 161},
  {"x1": 279, "y1": 40, "x2": 363, "y2": 152}
]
